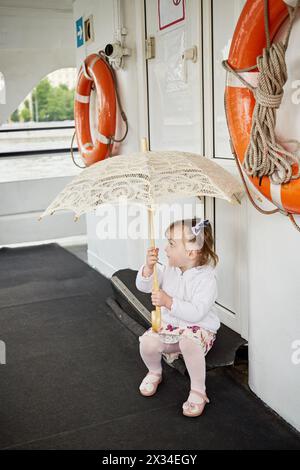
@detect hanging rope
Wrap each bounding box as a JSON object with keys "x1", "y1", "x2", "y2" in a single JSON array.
[
  {"x1": 70, "y1": 130, "x2": 86, "y2": 169},
  {"x1": 222, "y1": 0, "x2": 300, "y2": 231}
]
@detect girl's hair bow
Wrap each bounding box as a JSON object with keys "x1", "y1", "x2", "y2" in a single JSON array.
[{"x1": 191, "y1": 219, "x2": 210, "y2": 236}]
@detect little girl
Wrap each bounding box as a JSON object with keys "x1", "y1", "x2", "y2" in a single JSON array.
[{"x1": 135, "y1": 217, "x2": 220, "y2": 417}]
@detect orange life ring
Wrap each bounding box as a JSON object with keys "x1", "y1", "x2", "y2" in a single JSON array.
[
  {"x1": 224, "y1": 0, "x2": 300, "y2": 214},
  {"x1": 74, "y1": 53, "x2": 116, "y2": 167}
]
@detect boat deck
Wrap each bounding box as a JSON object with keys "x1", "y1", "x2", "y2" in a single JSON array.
[{"x1": 0, "y1": 243, "x2": 299, "y2": 450}]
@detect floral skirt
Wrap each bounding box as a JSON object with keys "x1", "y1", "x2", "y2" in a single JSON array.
[{"x1": 140, "y1": 323, "x2": 216, "y2": 364}]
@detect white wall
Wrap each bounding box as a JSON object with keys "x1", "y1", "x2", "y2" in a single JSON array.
[
  {"x1": 247, "y1": 206, "x2": 300, "y2": 431},
  {"x1": 0, "y1": 155, "x2": 86, "y2": 245},
  {"x1": 0, "y1": 0, "x2": 87, "y2": 244},
  {"x1": 74, "y1": 0, "x2": 149, "y2": 274},
  {"x1": 209, "y1": 0, "x2": 300, "y2": 431},
  {"x1": 77, "y1": 0, "x2": 300, "y2": 432}
]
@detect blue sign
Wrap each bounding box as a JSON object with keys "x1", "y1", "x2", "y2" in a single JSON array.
[{"x1": 76, "y1": 17, "x2": 84, "y2": 48}]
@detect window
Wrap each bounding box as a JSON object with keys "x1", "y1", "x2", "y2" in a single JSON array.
[
  {"x1": 0, "y1": 68, "x2": 78, "y2": 156},
  {"x1": 212, "y1": 0, "x2": 246, "y2": 159}
]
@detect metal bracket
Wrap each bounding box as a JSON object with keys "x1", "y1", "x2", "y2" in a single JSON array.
[{"x1": 145, "y1": 36, "x2": 155, "y2": 60}]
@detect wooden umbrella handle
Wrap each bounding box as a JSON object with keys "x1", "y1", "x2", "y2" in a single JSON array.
[
  {"x1": 148, "y1": 205, "x2": 161, "y2": 332},
  {"x1": 140, "y1": 138, "x2": 161, "y2": 332}
]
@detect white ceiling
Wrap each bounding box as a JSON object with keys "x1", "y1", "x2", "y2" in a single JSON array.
[{"x1": 0, "y1": 0, "x2": 74, "y2": 11}]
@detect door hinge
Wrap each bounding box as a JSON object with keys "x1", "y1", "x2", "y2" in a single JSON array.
[{"x1": 145, "y1": 36, "x2": 155, "y2": 60}]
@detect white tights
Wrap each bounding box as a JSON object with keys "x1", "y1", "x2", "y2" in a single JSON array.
[{"x1": 139, "y1": 332, "x2": 207, "y2": 395}]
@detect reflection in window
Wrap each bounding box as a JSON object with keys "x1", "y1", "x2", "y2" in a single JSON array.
[
  {"x1": 0, "y1": 72, "x2": 5, "y2": 104},
  {"x1": 212, "y1": 0, "x2": 246, "y2": 158}
]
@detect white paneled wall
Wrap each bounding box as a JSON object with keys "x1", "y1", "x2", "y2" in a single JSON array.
[
  {"x1": 0, "y1": 155, "x2": 86, "y2": 245},
  {"x1": 77, "y1": 0, "x2": 300, "y2": 431}
]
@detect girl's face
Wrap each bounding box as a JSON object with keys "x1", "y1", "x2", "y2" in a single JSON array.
[{"x1": 165, "y1": 225, "x2": 198, "y2": 268}]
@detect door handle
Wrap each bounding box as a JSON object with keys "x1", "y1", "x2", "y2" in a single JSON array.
[{"x1": 181, "y1": 46, "x2": 197, "y2": 82}]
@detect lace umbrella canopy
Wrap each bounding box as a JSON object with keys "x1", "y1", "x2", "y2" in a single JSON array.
[
  {"x1": 39, "y1": 150, "x2": 244, "y2": 331},
  {"x1": 40, "y1": 151, "x2": 244, "y2": 219}
]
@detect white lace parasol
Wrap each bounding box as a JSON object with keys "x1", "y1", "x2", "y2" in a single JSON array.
[{"x1": 39, "y1": 150, "x2": 244, "y2": 220}]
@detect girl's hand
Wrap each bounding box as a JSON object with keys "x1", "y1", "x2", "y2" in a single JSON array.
[
  {"x1": 151, "y1": 289, "x2": 173, "y2": 310},
  {"x1": 146, "y1": 247, "x2": 159, "y2": 270},
  {"x1": 143, "y1": 247, "x2": 159, "y2": 277}
]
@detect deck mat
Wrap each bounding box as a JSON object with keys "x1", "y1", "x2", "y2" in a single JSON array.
[{"x1": 0, "y1": 244, "x2": 299, "y2": 450}]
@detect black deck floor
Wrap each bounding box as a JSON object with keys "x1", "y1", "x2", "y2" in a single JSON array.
[{"x1": 0, "y1": 243, "x2": 299, "y2": 450}]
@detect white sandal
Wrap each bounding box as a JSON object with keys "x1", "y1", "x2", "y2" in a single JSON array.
[
  {"x1": 139, "y1": 371, "x2": 162, "y2": 397},
  {"x1": 182, "y1": 389, "x2": 210, "y2": 417}
]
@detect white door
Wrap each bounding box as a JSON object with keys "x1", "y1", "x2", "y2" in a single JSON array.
[
  {"x1": 145, "y1": 0, "x2": 203, "y2": 153},
  {"x1": 145, "y1": 0, "x2": 248, "y2": 338},
  {"x1": 144, "y1": 0, "x2": 205, "y2": 266},
  {"x1": 203, "y1": 0, "x2": 247, "y2": 338}
]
